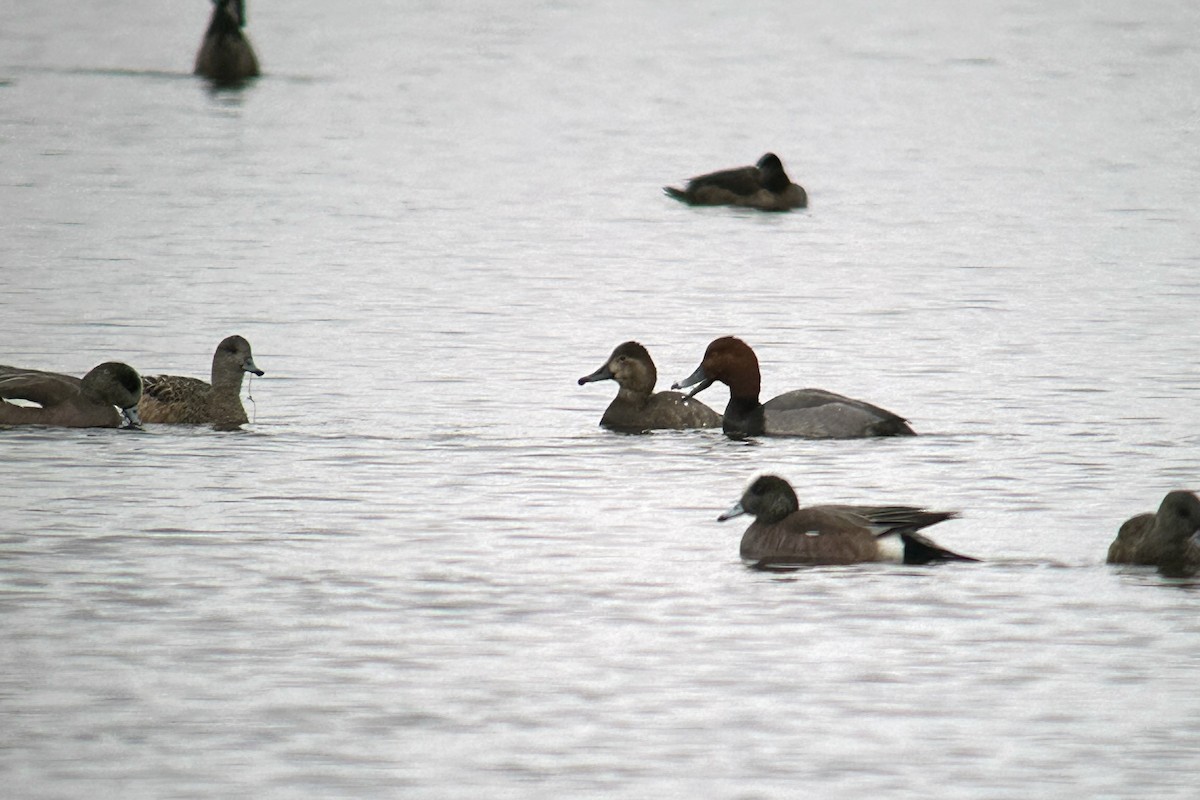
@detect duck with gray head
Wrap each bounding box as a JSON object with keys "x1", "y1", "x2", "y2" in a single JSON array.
[
  {"x1": 194, "y1": 0, "x2": 259, "y2": 85},
  {"x1": 0, "y1": 362, "x2": 143, "y2": 428},
  {"x1": 664, "y1": 153, "x2": 807, "y2": 211},
  {"x1": 578, "y1": 341, "x2": 722, "y2": 433},
  {"x1": 1107, "y1": 491, "x2": 1200, "y2": 577},
  {"x1": 719, "y1": 474, "x2": 974, "y2": 567},
  {"x1": 674, "y1": 336, "x2": 914, "y2": 439},
  {"x1": 138, "y1": 335, "x2": 264, "y2": 429}
]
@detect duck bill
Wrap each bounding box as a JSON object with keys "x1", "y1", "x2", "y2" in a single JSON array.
[
  {"x1": 671, "y1": 364, "x2": 713, "y2": 398},
  {"x1": 717, "y1": 501, "x2": 746, "y2": 522},
  {"x1": 577, "y1": 363, "x2": 614, "y2": 386},
  {"x1": 243, "y1": 357, "x2": 265, "y2": 377},
  {"x1": 121, "y1": 406, "x2": 143, "y2": 430}
]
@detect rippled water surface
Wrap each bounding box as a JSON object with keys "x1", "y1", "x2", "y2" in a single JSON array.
[{"x1": 3, "y1": 1, "x2": 1200, "y2": 797}]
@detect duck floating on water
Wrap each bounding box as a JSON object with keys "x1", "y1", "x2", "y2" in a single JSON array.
[
  {"x1": 664, "y1": 153, "x2": 807, "y2": 211},
  {"x1": 719, "y1": 474, "x2": 974, "y2": 567},
  {"x1": 673, "y1": 336, "x2": 914, "y2": 439},
  {"x1": 195, "y1": 0, "x2": 260, "y2": 85},
  {"x1": 0, "y1": 362, "x2": 143, "y2": 428},
  {"x1": 578, "y1": 341, "x2": 722, "y2": 433},
  {"x1": 1106, "y1": 490, "x2": 1200, "y2": 577},
  {"x1": 138, "y1": 335, "x2": 264, "y2": 429}
]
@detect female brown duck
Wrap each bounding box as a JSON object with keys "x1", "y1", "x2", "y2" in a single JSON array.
[
  {"x1": 138, "y1": 335, "x2": 263, "y2": 429},
  {"x1": 578, "y1": 341, "x2": 721, "y2": 432}
]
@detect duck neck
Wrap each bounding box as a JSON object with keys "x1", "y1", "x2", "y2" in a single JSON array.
[
  {"x1": 1144, "y1": 520, "x2": 1194, "y2": 564},
  {"x1": 211, "y1": 360, "x2": 246, "y2": 395},
  {"x1": 723, "y1": 396, "x2": 765, "y2": 436},
  {"x1": 616, "y1": 384, "x2": 652, "y2": 409}
]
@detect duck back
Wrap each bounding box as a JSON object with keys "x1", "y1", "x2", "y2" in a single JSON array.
[
  {"x1": 756, "y1": 388, "x2": 915, "y2": 438},
  {"x1": 601, "y1": 390, "x2": 721, "y2": 433}
]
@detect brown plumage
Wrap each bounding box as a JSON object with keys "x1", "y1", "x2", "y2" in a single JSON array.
[
  {"x1": 138, "y1": 335, "x2": 264, "y2": 429},
  {"x1": 0, "y1": 362, "x2": 142, "y2": 428},
  {"x1": 194, "y1": 0, "x2": 260, "y2": 84},
  {"x1": 664, "y1": 153, "x2": 807, "y2": 211},
  {"x1": 578, "y1": 341, "x2": 721, "y2": 432},
  {"x1": 718, "y1": 474, "x2": 974, "y2": 567},
  {"x1": 1106, "y1": 491, "x2": 1200, "y2": 577}
]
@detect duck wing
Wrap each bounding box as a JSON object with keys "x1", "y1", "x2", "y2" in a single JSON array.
[
  {"x1": 0, "y1": 366, "x2": 81, "y2": 407},
  {"x1": 764, "y1": 389, "x2": 914, "y2": 437},
  {"x1": 741, "y1": 506, "x2": 881, "y2": 564},
  {"x1": 685, "y1": 165, "x2": 762, "y2": 195},
  {"x1": 665, "y1": 165, "x2": 764, "y2": 204},
  {"x1": 142, "y1": 374, "x2": 210, "y2": 405},
  {"x1": 822, "y1": 505, "x2": 957, "y2": 534},
  {"x1": 1106, "y1": 513, "x2": 1153, "y2": 564}
]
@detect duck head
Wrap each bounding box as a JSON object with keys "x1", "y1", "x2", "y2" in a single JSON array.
[
  {"x1": 81, "y1": 362, "x2": 143, "y2": 428},
  {"x1": 718, "y1": 474, "x2": 799, "y2": 525},
  {"x1": 578, "y1": 341, "x2": 657, "y2": 396},
  {"x1": 755, "y1": 153, "x2": 791, "y2": 193},
  {"x1": 672, "y1": 336, "x2": 762, "y2": 400}
]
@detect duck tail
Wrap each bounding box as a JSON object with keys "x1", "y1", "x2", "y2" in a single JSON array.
[
  {"x1": 871, "y1": 416, "x2": 917, "y2": 436},
  {"x1": 663, "y1": 186, "x2": 688, "y2": 202},
  {"x1": 901, "y1": 531, "x2": 978, "y2": 564}
]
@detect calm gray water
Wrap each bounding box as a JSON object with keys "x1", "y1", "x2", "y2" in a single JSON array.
[{"x1": 3, "y1": 1, "x2": 1199, "y2": 797}]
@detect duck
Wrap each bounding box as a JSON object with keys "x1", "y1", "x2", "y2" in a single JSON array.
[
  {"x1": 1106, "y1": 491, "x2": 1200, "y2": 577},
  {"x1": 672, "y1": 336, "x2": 914, "y2": 438},
  {"x1": 138, "y1": 335, "x2": 264, "y2": 429},
  {"x1": 718, "y1": 474, "x2": 974, "y2": 567},
  {"x1": 664, "y1": 153, "x2": 807, "y2": 211},
  {"x1": 194, "y1": 0, "x2": 260, "y2": 84},
  {"x1": 0, "y1": 362, "x2": 143, "y2": 428},
  {"x1": 578, "y1": 341, "x2": 722, "y2": 433}
]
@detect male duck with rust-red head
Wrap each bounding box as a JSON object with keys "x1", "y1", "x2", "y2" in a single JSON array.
[{"x1": 673, "y1": 337, "x2": 914, "y2": 439}]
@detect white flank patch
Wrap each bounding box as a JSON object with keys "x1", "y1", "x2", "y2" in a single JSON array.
[{"x1": 876, "y1": 533, "x2": 905, "y2": 563}]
